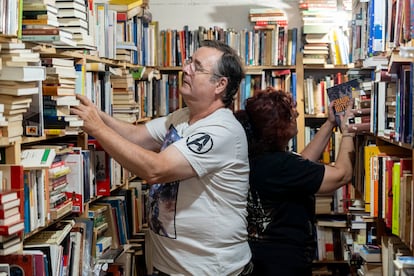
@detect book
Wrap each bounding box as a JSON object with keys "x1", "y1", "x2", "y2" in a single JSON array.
[
  {"x1": 0, "y1": 81, "x2": 40, "y2": 96},
  {"x1": 88, "y1": 140, "x2": 111, "y2": 196},
  {"x1": 0, "y1": 239, "x2": 22, "y2": 255},
  {"x1": 42, "y1": 85, "x2": 75, "y2": 96},
  {"x1": 359, "y1": 244, "x2": 381, "y2": 263},
  {"x1": 0, "y1": 191, "x2": 18, "y2": 204},
  {"x1": 25, "y1": 219, "x2": 75, "y2": 245},
  {"x1": 327, "y1": 79, "x2": 360, "y2": 127},
  {"x1": 23, "y1": 243, "x2": 59, "y2": 275},
  {"x1": 0, "y1": 206, "x2": 19, "y2": 219},
  {"x1": 0, "y1": 165, "x2": 24, "y2": 218},
  {"x1": 0, "y1": 235, "x2": 21, "y2": 249},
  {"x1": 21, "y1": 250, "x2": 46, "y2": 275},
  {"x1": 74, "y1": 217, "x2": 94, "y2": 271},
  {"x1": 0, "y1": 212, "x2": 21, "y2": 226},
  {"x1": 63, "y1": 150, "x2": 84, "y2": 213},
  {"x1": 0, "y1": 66, "x2": 46, "y2": 82},
  {"x1": 0, "y1": 254, "x2": 35, "y2": 274},
  {"x1": 20, "y1": 148, "x2": 56, "y2": 169},
  {"x1": 316, "y1": 219, "x2": 347, "y2": 227},
  {"x1": 0, "y1": 220, "x2": 24, "y2": 235},
  {"x1": 21, "y1": 28, "x2": 60, "y2": 35}
]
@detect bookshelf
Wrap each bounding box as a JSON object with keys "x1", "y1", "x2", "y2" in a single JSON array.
[
  {"x1": 0, "y1": 0, "x2": 150, "y2": 274},
  {"x1": 0, "y1": 0, "x2": 412, "y2": 274}
]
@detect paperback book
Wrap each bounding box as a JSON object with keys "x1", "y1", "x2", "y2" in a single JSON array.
[{"x1": 327, "y1": 79, "x2": 360, "y2": 128}]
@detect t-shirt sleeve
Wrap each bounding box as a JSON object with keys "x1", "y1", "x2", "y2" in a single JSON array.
[
  {"x1": 253, "y1": 153, "x2": 325, "y2": 196},
  {"x1": 282, "y1": 157, "x2": 325, "y2": 194},
  {"x1": 173, "y1": 124, "x2": 244, "y2": 177},
  {"x1": 145, "y1": 116, "x2": 168, "y2": 143}
]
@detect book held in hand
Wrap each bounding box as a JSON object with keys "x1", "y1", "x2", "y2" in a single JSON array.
[{"x1": 327, "y1": 79, "x2": 360, "y2": 128}]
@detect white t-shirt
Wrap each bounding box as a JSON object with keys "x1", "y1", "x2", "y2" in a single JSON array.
[{"x1": 146, "y1": 107, "x2": 251, "y2": 276}]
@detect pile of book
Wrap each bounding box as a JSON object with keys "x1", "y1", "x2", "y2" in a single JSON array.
[
  {"x1": 21, "y1": 1, "x2": 76, "y2": 47},
  {"x1": 0, "y1": 40, "x2": 45, "y2": 141},
  {"x1": 0, "y1": 191, "x2": 24, "y2": 255},
  {"x1": 56, "y1": 0, "x2": 95, "y2": 48},
  {"x1": 41, "y1": 56, "x2": 83, "y2": 136},
  {"x1": 111, "y1": 68, "x2": 140, "y2": 123},
  {"x1": 247, "y1": 8, "x2": 295, "y2": 66},
  {"x1": 299, "y1": 0, "x2": 352, "y2": 65}
]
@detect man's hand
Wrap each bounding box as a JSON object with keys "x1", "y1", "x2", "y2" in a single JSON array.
[{"x1": 71, "y1": 94, "x2": 106, "y2": 137}]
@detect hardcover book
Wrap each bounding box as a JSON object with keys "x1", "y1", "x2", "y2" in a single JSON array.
[
  {"x1": 327, "y1": 79, "x2": 360, "y2": 128},
  {"x1": 0, "y1": 254, "x2": 35, "y2": 275}
]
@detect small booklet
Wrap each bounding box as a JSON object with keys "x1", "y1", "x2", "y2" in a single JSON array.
[{"x1": 326, "y1": 79, "x2": 360, "y2": 128}]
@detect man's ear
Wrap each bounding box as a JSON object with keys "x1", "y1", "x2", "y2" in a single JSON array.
[{"x1": 215, "y1": 76, "x2": 228, "y2": 94}]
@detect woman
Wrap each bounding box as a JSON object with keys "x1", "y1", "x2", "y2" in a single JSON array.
[{"x1": 235, "y1": 87, "x2": 355, "y2": 275}]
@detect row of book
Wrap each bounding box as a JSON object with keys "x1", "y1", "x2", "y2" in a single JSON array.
[
  {"x1": 159, "y1": 25, "x2": 298, "y2": 68},
  {"x1": 370, "y1": 61, "x2": 414, "y2": 145},
  {"x1": 0, "y1": 161, "x2": 149, "y2": 273},
  {"x1": 16, "y1": 0, "x2": 151, "y2": 65},
  {"x1": 350, "y1": 0, "x2": 414, "y2": 65}
]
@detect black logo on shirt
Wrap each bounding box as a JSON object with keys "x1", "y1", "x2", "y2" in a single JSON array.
[{"x1": 186, "y1": 133, "x2": 213, "y2": 154}]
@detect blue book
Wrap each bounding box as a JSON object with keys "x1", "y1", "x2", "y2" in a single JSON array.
[
  {"x1": 367, "y1": 0, "x2": 375, "y2": 56},
  {"x1": 23, "y1": 172, "x2": 30, "y2": 234},
  {"x1": 291, "y1": 72, "x2": 297, "y2": 102},
  {"x1": 99, "y1": 198, "x2": 127, "y2": 244},
  {"x1": 290, "y1": 28, "x2": 297, "y2": 65}
]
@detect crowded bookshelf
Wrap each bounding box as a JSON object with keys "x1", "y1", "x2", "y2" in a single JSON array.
[{"x1": 0, "y1": 0, "x2": 413, "y2": 275}]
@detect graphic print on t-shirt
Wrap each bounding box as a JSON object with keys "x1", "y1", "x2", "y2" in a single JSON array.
[{"x1": 149, "y1": 125, "x2": 180, "y2": 238}]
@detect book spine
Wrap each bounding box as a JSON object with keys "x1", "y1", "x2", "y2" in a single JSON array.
[{"x1": 22, "y1": 28, "x2": 59, "y2": 35}]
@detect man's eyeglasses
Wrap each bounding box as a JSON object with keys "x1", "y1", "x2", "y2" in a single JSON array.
[{"x1": 184, "y1": 57, "x2": 223, "y2": 78}]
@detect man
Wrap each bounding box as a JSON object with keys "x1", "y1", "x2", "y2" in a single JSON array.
[{"x1": 72, "y1": 40, "x2": 252, "y2": 275}]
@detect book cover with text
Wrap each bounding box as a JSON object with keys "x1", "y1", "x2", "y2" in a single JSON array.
[{"x1": 327, "y1": 79, "x2": 360, "y2": 128}]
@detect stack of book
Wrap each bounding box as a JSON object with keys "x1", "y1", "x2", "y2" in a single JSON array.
[
  {"x1": 56, "y1": 0, "x2": 95, "y2": 48},
  {"x1": 24, "y1": 219, "x2": 76, "y2": 274},
  {"x1": 359, "y1": 244, "x2": 382, "y2": 263},
  {"x1": 247, "y1": 8, "x2": 292, "y2": 66},
  {"x1": 41, "y1": 56, "x2": 83, "y2": 135},
  {"x1": 111, "y1": 68, "x2": 139, "y2": 123},
  {"x1": 315, "y1": 195, "x2": 333, "y2": 214},
  {"x1": 248, "y1": 7, "x2": 287, "y2": 30},
  {"x1": 0, "y1": 40, "x2": 45, "y2": 142},
  {"x1": 0, "y1": 191, "x2": 24, "y2": 255},
  {"x1": 21, "y1": 0, "x2": 76, "y2": 47},
  {"x1": 299, "y1": 0, "x2": 352, "y2": 65}
]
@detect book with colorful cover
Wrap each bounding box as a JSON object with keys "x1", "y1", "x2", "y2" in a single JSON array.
[
  {"x1": 0, "y1": 254, "x2": 35, "y2": 274},
  {"x1": 327, "y1": 79, "x2": 360, "y2": 128},
  {"x1": 88, "y1": 140, "x2": 111, "y2": 196}
]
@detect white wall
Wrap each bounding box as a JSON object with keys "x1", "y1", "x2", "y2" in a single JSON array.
[{"x1": 148, "y1": 0, "x2": 302, "y2": 32}]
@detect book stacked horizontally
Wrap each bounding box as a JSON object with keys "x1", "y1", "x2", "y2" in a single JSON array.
[
  {"x1": 0, "y1": 191, "x2": 24, "y2": 256},
  {"x1": 41, "y1": 57, "x2": 83, "y2": 135},
  {"x1": 56, "y1": 0, "x2": 95, "y2": 48},
  {"x1": 21, "y1": 0, "x2": 76, "y2": 47},
  {"x1": 299, "y1": 0, "x2": 352, "y2": 65},
  {"x1": 111, "y1": 68, "x2": 140, "y2": 123},
  {"x1": 0, "y1": 40, "x2": 45, "y2": 142},
  {"x1": 247, "y1": 8, "x2": 290, "y2": 66}
]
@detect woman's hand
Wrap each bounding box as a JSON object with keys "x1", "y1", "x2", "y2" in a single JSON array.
[
  {"x1": 327, "y1": 101, "x2": 339, "y2": 126},
  {"x1": 339, "y1": 98, "x2": 356, "y2": 137}
]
